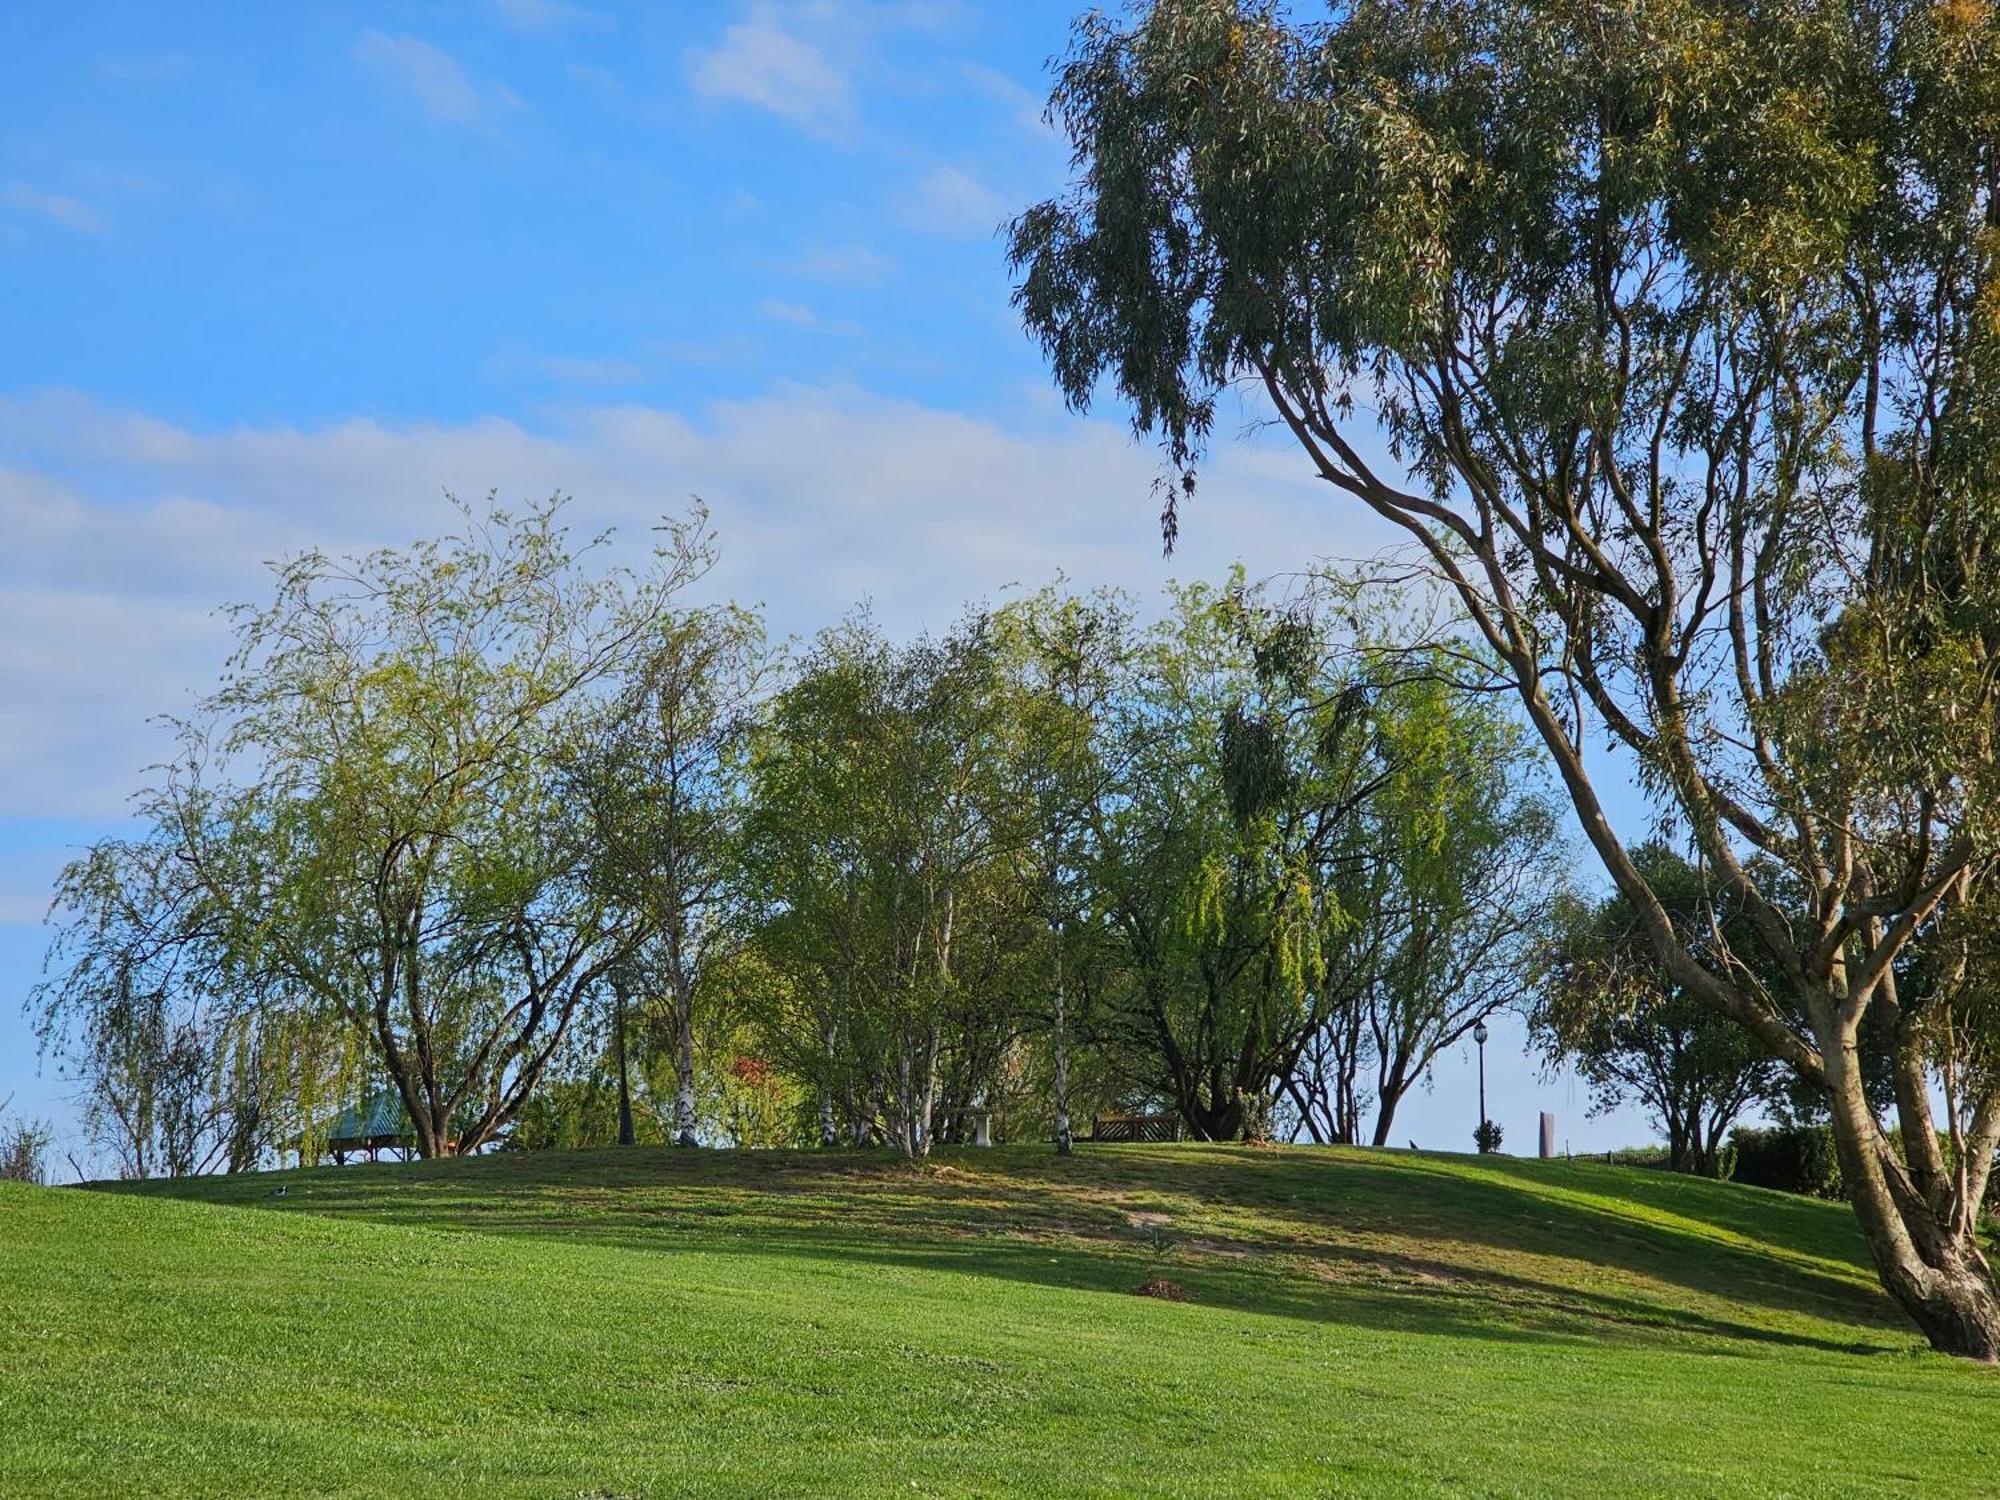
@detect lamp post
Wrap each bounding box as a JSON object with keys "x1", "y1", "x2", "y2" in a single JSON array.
[{"x1": 1474, "y1": 1020, "x2": 1490, "y2": 1146}]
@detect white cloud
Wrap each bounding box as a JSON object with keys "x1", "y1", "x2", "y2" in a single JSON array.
[
  {"x1": 2, "y1": 183, "x2": 103, "y2": 235},
  {"x1": 355, "y1": 32, "x2": 519, "y2": 130},
  {"x1": 903, "y1": 165, "x2": 1002, "y2": 238},
  {"x1": 690, "y1": 3, "x2": 854, "y2": 136},
  {"x1": 0, "y1": 386, "x2": 1399, "y2": 820},
  {"x1": 956, "y1": 61, "x2": 1052, "y2": 140}
]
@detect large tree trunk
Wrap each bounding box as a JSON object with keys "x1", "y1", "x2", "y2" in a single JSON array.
[
  {"x1": 1368, "y1": 1056, "x2": 1413, "y2": 1148},
  {"x1": 414, "y1": 1115, "x2": 454, "y2": 1159},
  {"x1": 1175, "y1": 1090, "x2": 1245, "y2": 1142},
  {"x1": 1825, "y1": 1035, "x2": 2000, "y2": 1360},
  {"x1": 1846, "y1": 1169, "x2": 2000, "y2": 1361},
  {"x1": 1666, "y1": 1112, "x2": 1692, "y2": 1175}
]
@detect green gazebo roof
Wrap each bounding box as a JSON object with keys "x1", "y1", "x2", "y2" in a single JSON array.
[
  {"x1": 290, "y1": 1088, "x2": 491, "y2": 1154},
  {"x1": 315, "y1": 1090, "x2": 417, "y2": 1146}
]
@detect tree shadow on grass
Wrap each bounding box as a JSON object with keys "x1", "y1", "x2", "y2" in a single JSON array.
[
  {"x1": 107, "y1": 1144, "x2": 1908, "y2": 1360},
  {"x1": 348, "y1": 1205, "x2": 1898, "y2": 1357},
  {"x1": 1075, "y1": 1148, "x2": 1902, "y2": 1331}
]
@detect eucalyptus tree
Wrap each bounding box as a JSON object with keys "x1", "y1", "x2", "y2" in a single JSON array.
[
  {"x1": 1013, "y1": 0, "x2": 2000, "y2": 1352},
  {"x1": 39, "y1": 498, "x2": 696, "y2": 1160}
]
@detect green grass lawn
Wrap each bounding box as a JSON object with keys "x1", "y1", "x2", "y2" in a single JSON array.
[{"x1": 2, "y1": 1144, "x2": 1996, "y2": 1497}]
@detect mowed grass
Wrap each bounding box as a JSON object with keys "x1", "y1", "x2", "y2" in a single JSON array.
[{"x1": 3, "y1": 1145, "x2": 1997, "y2": 1497}]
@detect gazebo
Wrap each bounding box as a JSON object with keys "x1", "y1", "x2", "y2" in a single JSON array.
[{"x1": 296, "y1": 1090, "x2": 420, "y2": 1165}]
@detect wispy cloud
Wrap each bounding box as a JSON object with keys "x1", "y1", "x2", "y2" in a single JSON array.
[
  {"x1": 355, "y1": 32, "x2": 520, "y2": 130},
  {"x1": 486, "y1": 352, "x2": 649, "y2": 387},
  {"x1": 903, "y1": 165, "x2": 1002, "y2": 238},
  {"x1": 759, "y1": 298, "x2": 819, "y2": 327},
  {"x1": 775, "y1": 240, "x2": 891, "y2": 283},
  {"x1": 956, "y1": 61, "x2": 1054, "y2": 140},
  {"x1": 2, "y1": 183, "x2": 103, "y2": 235},
  {"x1": 566, "y1": 62, "x2": 624, "y2": 103},
  {"x1": 690, "y1": 3, "x2": 854, "y2": 137}
]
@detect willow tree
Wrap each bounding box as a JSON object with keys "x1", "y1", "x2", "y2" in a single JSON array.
[
  {"x1": 1088, "y1": 580, "x2": 1385, "y2": 1141},
  {"x1": 39, "y1": 498, "x2": 694, "y2": 1160},
  {"x1": 1295, "y1": 654, "x2": 1560, "y2": 1148},
  {"x1": 37, "y1": 782, "x2": 359, "y2": 1176},
  {"x1": 1013, "y1": 0, "x2": 2000, "y2": 1355}
]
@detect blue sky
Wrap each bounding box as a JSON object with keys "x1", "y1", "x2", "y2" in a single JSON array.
[{"x1": 1, "y1": 0, "x2": 1649, "y2": 1168}]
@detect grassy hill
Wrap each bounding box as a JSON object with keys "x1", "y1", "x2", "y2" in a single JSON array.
[{"x1": 3, "y1": 1144, "x2": 1996, "y2": 1497}]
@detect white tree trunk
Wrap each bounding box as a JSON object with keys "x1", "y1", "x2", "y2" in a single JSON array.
[
  {"x1": 818, "y1": 1021, "x2": 838, "y2": 1148},
  {"x1": 673, "y1": 976, "x2": 697, "y2": 1148}
]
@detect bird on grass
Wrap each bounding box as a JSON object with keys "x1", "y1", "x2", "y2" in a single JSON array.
[{"x1": 267, "y1": 1185, "x2": 287, "y2": 1198}]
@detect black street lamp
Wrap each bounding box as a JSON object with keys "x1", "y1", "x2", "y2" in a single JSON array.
[{"x1": 1474, "y1": 1020, "x2": 1490, "y2": 1143}]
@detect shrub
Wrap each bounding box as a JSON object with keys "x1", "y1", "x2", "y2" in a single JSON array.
[
  {"x1": 1473, "y1": 1120, "x2": 1504, "y2": 1155},
  {"x1": 0, "y1": 1118, "x2": 51, "y2": 1185},
  {"x1": 1728, "y1": 1125, "x2": 1843, "y2": 1199}
]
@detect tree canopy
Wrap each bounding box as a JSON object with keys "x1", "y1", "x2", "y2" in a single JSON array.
[{"x1": 1011, "y1": 0, "x2": 2000, "y2": 1356}]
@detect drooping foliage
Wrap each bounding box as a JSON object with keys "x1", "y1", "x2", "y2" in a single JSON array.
[
  {"x1": 34, "y1": 509, "x2": 1559, "y2": 1174},
  {"x1": 37, "y1": 498, "x2": 704, "y2": 1162}
]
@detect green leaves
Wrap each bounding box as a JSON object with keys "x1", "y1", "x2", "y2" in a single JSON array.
[{"x1": 39, "y1": 496, "x2": 715, "y2": 1163}]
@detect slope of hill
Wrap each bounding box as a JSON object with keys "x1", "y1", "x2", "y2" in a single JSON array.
[{"x1": 2, "y1": 1144, "x2": 1995, "y2": 1496}]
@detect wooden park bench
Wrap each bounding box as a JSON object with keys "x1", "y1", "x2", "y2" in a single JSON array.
[{"x1": 1089, "y1": 1112, "x2": 1183, "y2": 1144}]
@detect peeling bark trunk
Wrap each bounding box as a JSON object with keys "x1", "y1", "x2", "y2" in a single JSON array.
[{"x1": 1826, "y1": 1028, "x2": 2000, "y2": 1360}]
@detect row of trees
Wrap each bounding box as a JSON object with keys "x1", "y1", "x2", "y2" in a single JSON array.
[{"x1": 32, "y1": 500, "x2": 1564, "y2": 1175}]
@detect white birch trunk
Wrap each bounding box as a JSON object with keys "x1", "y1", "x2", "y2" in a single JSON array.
[
  {"x1": 818, "y1": 1020, "x2": 838, "y2": 1148},
  {"x1": 673, "y1": 974, "x2": 697, "y2": 1148}
]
